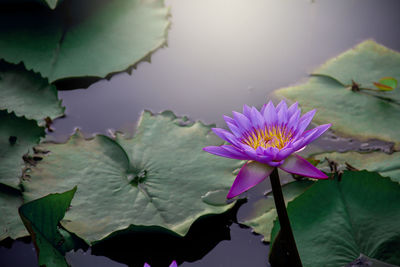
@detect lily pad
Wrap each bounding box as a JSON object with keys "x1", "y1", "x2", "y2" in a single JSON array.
[
  {"x1": 313, "y1": 40, "x2": 400, "y2": 91},
  {"x1": 19, "y1": 187, "x2": 77, "y2": 267},
  {"x1": 22, "y1": 111, "x2": 242, "y2": 243},
  {"x1": 0, "y1": 187, "x2": 28, "y2": 241},
  {"x1": 0, "y1": 61, "x2": 64, "y2": 124},
  {"x1": 239, "y1": 180, "x2": 313, "y2": 242},
  {"x1": 0, "y1": 110, "x2": 45, "y2": 189},
  {"x1": 270, "y1": 171, "x2": 400, "y2": 267},
  {"x1": 275, "y1": 75, "x2": 400, "y2": 149},
  {"x1": 313, "y1": 151, "x2": 400, "y2": 183},
  {"x1": 0, "y1": 0, "x2": 170, "y2": 82}
]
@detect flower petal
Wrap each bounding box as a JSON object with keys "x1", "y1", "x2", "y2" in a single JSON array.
[
  {"x1": 277, "y1": 102, "x2": 288, "y2": 126},
  {"x1": 250, "y1": 107, "x2": 265, "y2": 129},
  {"x1": 287, "y1": 101, "x2": 299, "y2": 118},
  {"x1": 225, "y1": 120, "x2": 243, "y2": 138},
  {"x1": 276, "y1": 100, "x2": 288, "y2": 114},
  {"x1": 279, "y1": 154, "x2": 328, "y2": 179},
  {"x1": 227, "y1": 161, "x2": 274, "y2": 199},
  {"x1": 232, "y1": 111, "x2": 252, "y2": 132},
  {"x1": 263, "y1": 101, "x2": 278, "y2": 125},
  {"x1": 223, "y1": 115, "x2": 236, "y2": 126},
  {"x1": 287, "y1": 109, "x2": 300, "y2": 131},
  {"x1": 203, "y1": 146, "x2": 249, "y2": 160},
  {"x1": 212, "y1": 128, "x2": 242, "y2": 147},
  {"x1": 300, "y1": 124, "x2": 331, "y2": 147},
  {"x1": 169, "y1": 261, "x2": 178, "y2": 267},
  {"x1": 243, "y1": 104, "x2": 252, "y2": 119},
  {"x1": 295, "y1": 109, "x2": 316, "y2": 137},
  {"x1": 144, "y1": 264, "x2": 151, "y2": 267}
]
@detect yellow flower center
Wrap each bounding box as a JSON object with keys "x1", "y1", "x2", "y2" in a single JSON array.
[{"x1": 242, "y1": 126, "x2": 293, "y2": 150}]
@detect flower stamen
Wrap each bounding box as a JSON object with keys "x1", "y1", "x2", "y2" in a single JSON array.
[{"x1": 242, "y1": 125, "x2": 293, "y2": 150}]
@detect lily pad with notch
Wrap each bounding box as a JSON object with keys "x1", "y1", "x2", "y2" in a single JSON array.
[
  {"x1": 275, "y1": 40, "x2": 400, "y2": 149},
  {"x1": 22, "y1": 111, "x2": 243, "y2": 243}
]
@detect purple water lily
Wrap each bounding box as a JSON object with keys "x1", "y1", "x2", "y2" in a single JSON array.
[
  {"x1": 203, "y1": 100, "x2": 331, "y2": 199},
  {"x1": 144, "y1": 261, "x2": 177, "y2": 267}
]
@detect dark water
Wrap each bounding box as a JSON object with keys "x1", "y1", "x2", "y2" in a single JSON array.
[{"x1": 2, "y1": 0, "x2": 400, "y2": 266}]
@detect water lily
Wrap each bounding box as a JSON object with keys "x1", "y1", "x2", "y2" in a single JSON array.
[
  {"x1": 144, "y1": 261, "x2": 177, "y2": 267},
  {"x1": 203, "y1": 100, "x2": 331, "y2": 199}
]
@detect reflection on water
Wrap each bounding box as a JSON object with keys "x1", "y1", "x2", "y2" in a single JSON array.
[{"x1": 3, "y1": 0, "x2": 400, "y2": 266}]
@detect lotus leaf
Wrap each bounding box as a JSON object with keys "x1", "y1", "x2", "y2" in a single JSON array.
[
  {"x1": 22, "y1": 111, "x2": 242, "y2": 243},
  {"x1": 270, "y1": 171, "x2": 400, "y2": 267},
  {"x1": 0, "y1": 61, "x2": 64, "y2": 124},
  {"x1": 0, "y1": 0, "x2": 170, "y2": 82},
  {"x1": 0, "y1": 187, "x2": 27, "y2": 241},
  {"x1": 275, "y1": 41, "x2": 400, "y2": 149},
  {"x1": 0, "y1": 110, "x2": 45, "y2": 189},
  {"x1": 313, "y1": 151, "x2": 400, "y2": 183},
  {"x1": 19, "y1": 187, "x2": 77, "y2": 267}
]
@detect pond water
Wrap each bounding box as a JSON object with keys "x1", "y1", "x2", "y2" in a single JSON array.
[{"x1": 1, "y1": 0, "x2": 400, "y2": 266}]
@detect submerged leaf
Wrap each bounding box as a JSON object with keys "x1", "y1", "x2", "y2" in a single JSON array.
[
  {"x1": 19, "y1": 187, "x2": 77, "y2": 267},
  {"x1": 0, "y1": 61, "x2": 64, "y2": 124},
  {"x1": 270, "y1": 171, "x2": 400, "y2": 267},
  {"x1": 0, "y1": 0, "x2": 170, "y2": 82},
  {"x1": 0, "y1": 110, "x2": 45, "y2": 189},
  {"x1": 22, "y1": 111, "x2": 242, "y2": 243}
]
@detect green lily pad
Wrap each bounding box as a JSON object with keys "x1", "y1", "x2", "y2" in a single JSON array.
[
  {"x1": 0, "y1": 61, "x2": 64, "y2": 124},
  {"x1": 0, "y1": 187, "x2": 28, "y2": 241},
  {"x1": 270, "y1": 171, "x2": 400, "y2": 267},
  {"x1": 313, "y1": 40, "x2": 400, "y2": 91},
  {"x1": 22, "y1": 111, "x2": 242, "y2": 243},
  {"x1": 19, "y1": 187, "x2": 77, "y2": 267},
  {"x1": 275, "y1": 40, "x2": 400, "y2": 149},
  {"x1": 0, "y1": 0, "x2": 170, "y2": 82},
  {"x1": 313, "y1": 151, "x2": 400, "y2": 183},
  {"x1": 0, "y1": 110, "x2": 45, "y2": 189},
  {"x1": 275, "y1": 75, "x2": 400, "y2": 149},
  {"x1": 239, "y1": 180, "x2": 314, "y2": 242}
]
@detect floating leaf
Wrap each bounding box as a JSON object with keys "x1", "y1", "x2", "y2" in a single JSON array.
[
  {"x1": 374, "y1": 77, "x2": 398, "y2": 91},
  {"x1": 313, "y1": 40, "x2": 400, "y2": 91},
  {"x1": 22, "y1": 111, "x2": 242, "y2": 243},
  {"x1": 0, "y1": 61, "x2": 64, "y2": 124},
  {"x1": 239, "y1": 180, "x2": 313, "y2": 242},
  {"x1": 0, "y1": 0, "x2": 170, "y2": 82},
  {"x1": 0, "y1": 187, "x2": 28, "y2": 241},
  {"x1": 19, "y1": 187, "x2": 77, "y2": 267},
  {"x1": 0, "y1": 110, "x2": 45, "y2": 189},
  {"x1": 275, "y1": 75, "x2": 400, "y2": 150},
  {"x1": 312, "y1": 151, "x2": 400, "y2": 183},
  {"x1": 270, "y1": 171, "x2": 400, "y2": 267}
]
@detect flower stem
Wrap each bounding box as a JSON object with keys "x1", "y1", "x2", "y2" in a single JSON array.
[{"x1": 270, "y1": 168, "x2": 303, "y2": 267}]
